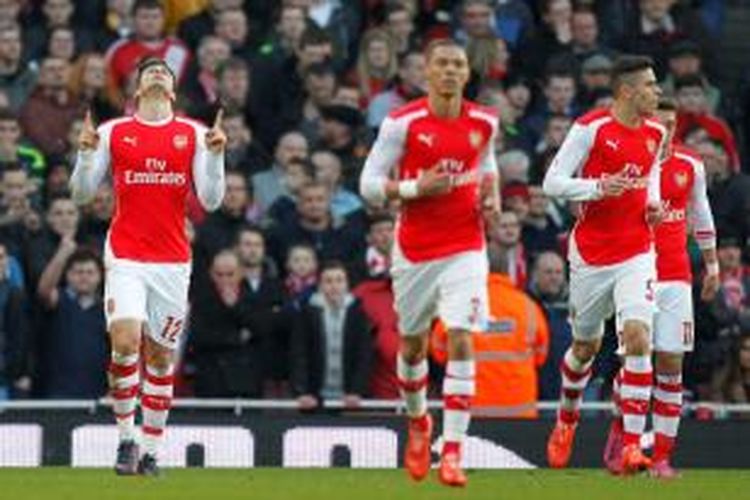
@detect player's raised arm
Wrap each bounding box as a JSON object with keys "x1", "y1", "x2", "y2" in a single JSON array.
[
  {"x1": 543, "y1": 123, "x2": 620, "y2": 201},
  {"x1": 192, "y1": 109, "x2": 226, "y2": 211},
  {"x1": 69, "y1": 110, "x2": 109, "y2": 205}
]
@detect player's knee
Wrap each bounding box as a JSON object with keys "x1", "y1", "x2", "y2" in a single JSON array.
[
  {"x1": 622, "y1": 319, "x2": 650, "y2": 355},
  {"x1": 109, "y1": 320, "x2": 141, "y2": 355},
  {"x1": 144, "y1": 339, "x2": 174, "y2": 370},
  {"x1": 654, "y1": 351, "x2": 683, "y2": 374},
  {"x1": 571, "y1": 338, "x2": 600, "y2": 362},
  {"x1": 400, "y1": 335, "x2": 428, "y2": 363},
  {"x1": 446, "y1": 329, "x2": 473, "y2": 360}
]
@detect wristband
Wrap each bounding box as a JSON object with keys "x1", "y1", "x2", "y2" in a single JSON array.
[
  {"x1": 706, "y1": 262, "x2": 720, "y2": 276},
  {"x1": 398, "y1": 180, "x2": 419, "y2": 199}
]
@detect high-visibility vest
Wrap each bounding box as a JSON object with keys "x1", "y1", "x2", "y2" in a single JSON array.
[{"x1": 432, "y1": 273, "x2": 549, "y2": 418}]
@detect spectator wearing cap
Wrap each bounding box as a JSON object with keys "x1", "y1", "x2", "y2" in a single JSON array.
[
  {"x1": 576, "y1": 54, "x2": 612, "y2": 110},
  {"x1": 694, "y1": 140, "x2": 750, "y2": 261},
  {"x1": 502, "y1": 181, "x2": 531, "y2": 223},
  {"x1": 317, "y1": 104, "x2": 367, "y2": 191},
  {"x1": 674, "y1": 74, "x2": 740, "y2": 171},
  {"x1": 522, "y1": 185, "x2": 565, "y2": 261},
  {"x1": 367, "y1": 51, "x2": 425, "y2": 129},
  {"x1": 661, "y1": 40, "x2": 720, "y2": 113}
]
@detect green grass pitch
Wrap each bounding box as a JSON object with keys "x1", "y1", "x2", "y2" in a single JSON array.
[{"x1": 2, "y1": 468, "x2": 744, "y2": 500}]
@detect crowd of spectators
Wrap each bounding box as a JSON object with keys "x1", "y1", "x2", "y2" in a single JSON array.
[{"x1": 0, "y1": 0, "x2": 748, "y2": 415}]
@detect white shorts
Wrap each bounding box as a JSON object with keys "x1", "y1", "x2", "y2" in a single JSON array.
[
  {"x1": 653, "y1": 281, "x2": 694, "y2": 353},
  {"x1": 616, "y1": 281, "x2": 693, "y2": 354},
  {"x1": 391, "y1": 242, "x2": 488, "y2": 336},
  {"x1": 568, "y1": 238, "x2": 656, "y2": 341},
  {"x1": 104, "y1": 243, "x2": 191, "y2": 350}
]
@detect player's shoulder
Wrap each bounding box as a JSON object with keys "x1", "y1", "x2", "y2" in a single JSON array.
[
  {"x1": 465, "y1": 100, "x2": 498, "y2": 128},
  {"x1": 387, "y1": 97, "x2": 429, "y2": 121},
  {"x1": 644, "y1": 117, "x2": 667, "y2": 136},
  {"x1": 672, "y1": 143, "x2": 704, "y2": 169},
  {"x1": 574, "y1": 107, "x2": 612, "y2": 127},
  {"x1": 99, "y1": 116, "x2": 135, "y2": 134}
]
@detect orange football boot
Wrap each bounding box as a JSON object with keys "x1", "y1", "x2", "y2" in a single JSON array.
[
  {"x1": 404, "y1": 414, "x2": 433, "y2": 481},
  {"x1": 547, "y1": 420, "x2": 577, "y2": 468}
]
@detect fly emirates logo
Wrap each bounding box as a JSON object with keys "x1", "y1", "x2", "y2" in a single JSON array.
[
  {"x1": 124, "y1": 157, "x2": 187, "y2": 186},
  {"x1": 600, "y1": 162, "x2": 649, "y2": 191},
  {"x1": 413, "y1": 158, "x2": 477, "y2": 187}
]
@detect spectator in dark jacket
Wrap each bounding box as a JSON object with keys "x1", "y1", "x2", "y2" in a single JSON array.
[
  {"x1": 267, "y1": 182, "x2": 365, "y2": 271},
  {"x1": 36, "y1": 247, "x2": 107, "y2": 398},
  {"x1": 697, "y1": 139, "x2": 750, "y2": 260},
  {"x1": 527, "y1": 251, "x2": 571, "y2": 401},
  {"x1": 189, "y1": 249, "x2": 266, "y2": 397},
  {"x1": 291, "y1": 261, "x2": 373, "y2": 410},
  {"x1": 193, "y1": 171, "x2": 252, "y2": 285},
  {"x1": 235, "y1": 226, "x2": 289, "y2": 394}
]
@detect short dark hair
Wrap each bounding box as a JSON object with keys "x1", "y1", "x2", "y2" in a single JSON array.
[
  {"x1": 367, "y1": 213, "x2": 394, "y2": 231},
  {"x1": 0, "y1": 107, "x2": 18, "y2": 123},
  {"x1": 299, "y1": 27, "x2": 332, "y2": 50},
  {"x1": 236, "y1": 224, "x2": 265, "y2": 245},
  {"x1": 611, "y1": 55, "x2": 655, "y2": 93},
  {"x1": 319, "y1": 259, "x2": 349, "y2": 278},
  {"x1": 132, "y1": 0, "x2": 163, "y2": 15},
  {"x1": 304, "y1": 61, "x2": 335, "y2": 80},
  {"x1": 424, "y1": 38, "x2": 464, "y2": 61},
  {"x1": 674, "y1": 73, "x2": 706, "y2": 92},
  {"x1": 135, "y1": 57, "x2": 175, "y2": 86},
  {"x1": 657, "y1": 96, "x2": 678, "y2": 112},
  {"x1": 65, "y1": 247, "x2": 103, "y2": 276}
]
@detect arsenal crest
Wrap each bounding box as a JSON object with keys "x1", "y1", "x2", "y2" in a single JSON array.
[
  {"x1": 173, "y1": 134, "x2": 188, "y2": 150},
  {"x1": 674, "y1": 171, "x2": 688, "y2": 188},
  {"x1": 646, "y1": 138, "x2": 657, "y2": 154},
  {"x1": 469, "y1": 130, "x2": 483, "y2": 149}
]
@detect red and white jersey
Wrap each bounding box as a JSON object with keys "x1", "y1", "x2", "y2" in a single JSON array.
[
  {"x1": 70, "y1": 115, "x2": 225, "y2": 263},
  {"x1": 359, "y1": 97, "x2": 499, "y2": 262},
  {"x1": 106, "y1": 37, "x2": 190, "y2": 91},
  {"x1": 655, "y1": 144, "x2": 716, "y2": 282},
  {"x1": 543, "y1": 108, "x2": 666, "y2": 265}
]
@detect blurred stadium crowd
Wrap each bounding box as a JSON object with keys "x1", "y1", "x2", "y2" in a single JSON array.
[{"x1": 0, "y1": 0, "x2": 748, "y2": 415}]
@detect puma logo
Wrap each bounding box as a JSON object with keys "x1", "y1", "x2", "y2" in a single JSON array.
[{"x1": 417, "y1": 133, "x2": 434, "y2": 148}]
